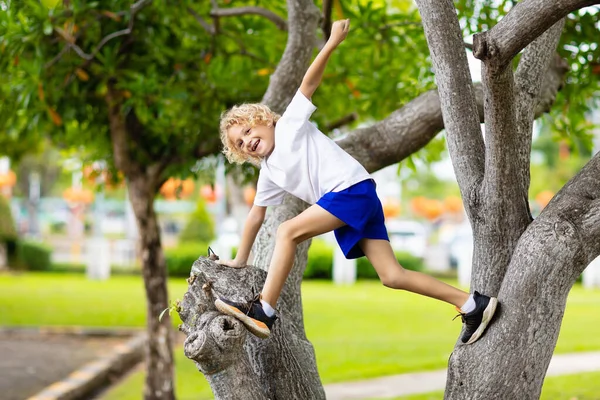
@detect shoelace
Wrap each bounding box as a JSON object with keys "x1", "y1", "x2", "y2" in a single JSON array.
[
  {"x1": 245, "y1": 289, "x2": 262, "y2": 316},
  {"x1": 452, "y1": 306, "x2": 465, "y2": 322}
]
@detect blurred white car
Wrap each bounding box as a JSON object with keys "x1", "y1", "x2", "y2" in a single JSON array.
[{"x1": 386, "y1": 220, "x2": 427, "y2": 258}]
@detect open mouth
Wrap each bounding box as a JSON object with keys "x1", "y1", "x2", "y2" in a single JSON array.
[{"x1": 251, "y1": 139, "x2": 260, "y2": 152}]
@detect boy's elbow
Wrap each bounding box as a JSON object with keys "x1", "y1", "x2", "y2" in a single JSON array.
[
  {"x1": 299, "y1": 83, "x2": 316, "y2": 100},
  {"x1": 249, "y1": 205, "x2": 266, "y2": 224}
]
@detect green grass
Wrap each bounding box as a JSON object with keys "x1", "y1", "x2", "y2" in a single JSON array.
[
  {"x1": 0, "y1": 273, "x2": 184, "y2": 327},
  {"x1": 2, "y1": 273, "x2": 600, "y2": 399},
  {"x1": 102, "y1": 355, "x2": 214, "y2": 400}
]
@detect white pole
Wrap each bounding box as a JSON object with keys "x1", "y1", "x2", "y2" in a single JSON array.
[
  {"x1": 0, "y1": 157, "x2": 9, "y2": 174},
  {"x1": 87, "y1": 162, "x2": 110, "y2": 280}
]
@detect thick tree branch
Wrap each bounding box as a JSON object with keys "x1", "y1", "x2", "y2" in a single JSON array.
[
  {"x1": 261, "y1": 0, "x2": 321, "y2": 113},
  {"x1": 470, "y1": 20, "x2": 566, "y2": 295},
  {"x1": 514, "y1": 20, "x2": 565, "y2": 200},
  {"x1": 337, "y1": 90, "x2": 444, "y2": 172},
  {"x1": 105, "y1": 84, "x2": 134, "y2": 177},
  {"x1": 472, "y1": 0, "x2": 598, "y2": 68},
  {"x1": 476, "y1": 62, "x2": 534, "y2": 294},
  {"x1": 147, "y1": 161, "x2": 169, "y2": 193},
  {"x1": 210, "y1": 7, "x2": 288, "y2": 31},
  {"x1": 183, "y1": 54, "x2": 565, "y2": 177},
  {"x1": 481, "y1": 66, "x2": 520, "y2": 200},
  {"x1": 336, "y1": 54, "x2": 567, "y2": 173},
  {"x1": 325, "y1": 112, "x2": 357, "y2": 131},
  {"x1": 413, "y1": 0, "x2": 485, "y2": 215}
]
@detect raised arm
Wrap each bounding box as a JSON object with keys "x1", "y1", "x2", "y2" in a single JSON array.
[{"x1": 299, "y1": 19, "x2": 350, "y2": 99}]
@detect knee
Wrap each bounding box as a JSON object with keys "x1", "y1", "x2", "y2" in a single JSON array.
[
  {"x1": 379, "y1": 266, "x2": 407, "y2": 289},
  {"x1": 276, "y1": 220, "x2": 302, "y2": 244}
]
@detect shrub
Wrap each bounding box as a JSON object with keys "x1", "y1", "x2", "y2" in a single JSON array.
[
  {"x1": 304, "y1": 239, "x2": 334, "y2": 279},
  {"x1": 179, "y1": 198, "x2": 215, "y2": 244},
  {"x1": 47, "y1": 263, "x2": 142, "y2": 275},
  {"x1": 49, "y1": 221, "x2": 67, "y2": 235},
  {"x1": 111, "y1": 264, "x2": 142, "y2": 275},
  {"x1": 18, "y1": 240, "x2": 52, "y2": 271},
  {"x1": 0, "y1": 195, "x2": 16, "y2": 241},
  {"x1": 49, "y1": 262, "x2": 86, "y2": 273},
  {"x1": 165, "y1": 242, "x2": 208, "y2": 277},
  {"x1": 395, "y1": 251, "x2": 424, "y2": 272},
  {"x1": 0, "y1": 195, "x2": 18, "y2": 265},
  {"x1": 356, "y1": 257, "x2": 379, "y2": 280}
]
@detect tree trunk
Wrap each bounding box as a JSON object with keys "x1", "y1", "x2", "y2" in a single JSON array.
[
  {"x1": 107, "y1": 85, "x2": 176, "y2": 400},
  {"x1": 178, "y1": 0, "x2": 328, "y2": 396},
  {"x1": 446, "y1": 154, "x2": 600, "y2": 399},
  {"x1": 413, "y1": 0, "x2": 600, "y2": 398},
  {"x1": 180, "y1": 231, "x2": 326, "y2": 399},
  {"x1": 128, "y1": 177, "x2": 176, "y2": 400}
]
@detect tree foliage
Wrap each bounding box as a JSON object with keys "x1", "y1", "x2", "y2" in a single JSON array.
[
  {"x1": 0, "y1": 0, "x2": 438, "y2": 171},
  {"x1": 456, "y1": 1, "x2": 600, "y2": 149}
]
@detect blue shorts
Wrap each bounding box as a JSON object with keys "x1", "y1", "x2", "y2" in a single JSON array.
[{"x1": 316, "y1": 179, "x2": 389, "y2": 259}]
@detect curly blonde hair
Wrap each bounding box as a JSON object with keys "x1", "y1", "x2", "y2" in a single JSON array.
[{"x1": 219, "y1": 103, "x2": 281, "y2": 165}]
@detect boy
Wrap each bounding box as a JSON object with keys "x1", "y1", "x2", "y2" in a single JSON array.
[{"x1": 215, "y1": 19, "x2": 498, "y2": 345}]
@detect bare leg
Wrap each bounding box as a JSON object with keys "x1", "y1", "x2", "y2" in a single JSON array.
[
  {"x1": 261, "y1": 205, "x2": 345, "y2": 307},
  {"x1": 359, "y1": 238, "x2": 469, "y2": 308}
]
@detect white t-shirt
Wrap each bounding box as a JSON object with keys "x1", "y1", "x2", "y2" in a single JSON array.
[{"x1": 254, "y1": 90, "x2": 371, "y2": 206}]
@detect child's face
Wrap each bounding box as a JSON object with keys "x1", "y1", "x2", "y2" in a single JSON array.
[{"x1": 227, "y1": 123, "x2": 275, "y2": 159}]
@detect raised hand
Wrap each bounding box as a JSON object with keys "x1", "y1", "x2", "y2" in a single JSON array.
[
  {"x1": 328, "y1": 19, "x2": 350, "y2": 47},
  {"x1": 299, "y1": 19, "x2": 351, "y2": 99}
]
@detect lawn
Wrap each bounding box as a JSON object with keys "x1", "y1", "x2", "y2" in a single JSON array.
[
  {"x1": 1, "y1": 272, "x2": 600, "y2": 399},
  {"x1": 386, "y1": 371, "x2": 600, "y2": 400}
]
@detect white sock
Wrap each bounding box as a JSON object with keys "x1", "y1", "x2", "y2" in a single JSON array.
[
  {"x1": 261, "y1": 299, "x2": 276, "y2": 317},
  {"x1": 460, "y1": 294, "x2": 476, "y2": 314}
]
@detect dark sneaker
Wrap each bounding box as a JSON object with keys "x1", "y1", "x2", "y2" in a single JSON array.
[
  {"x1": 456, "y1": 291, "x2": 498, "y2": 344},
  {"x1": 214, "y1": 294, "x2": 277, "y2": 339}
]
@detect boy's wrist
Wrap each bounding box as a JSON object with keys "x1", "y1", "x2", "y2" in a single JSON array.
[
  {"x1": 234, "y1": 255, "x2": 248, "y2": 265},
  {"x1": 324, "y1": 40, "x2": 339, "y2": 51}
]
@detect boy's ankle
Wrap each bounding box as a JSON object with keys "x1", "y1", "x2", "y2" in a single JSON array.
[{"x1": 260, "y1": 299, "x2": 276, "y2": 317}]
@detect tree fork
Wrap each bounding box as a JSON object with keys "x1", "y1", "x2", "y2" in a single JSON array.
[{"x1": 179, "y1": 257, "x2": 326, "y2": 399}]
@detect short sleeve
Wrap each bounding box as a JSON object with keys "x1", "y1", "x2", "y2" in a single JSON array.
[
  {"x1": 254, "y1": 169, "x2": 286, "y2": 206},
  {"x1": 280, "y1": 90, "x2": 317, "y2": 126}
]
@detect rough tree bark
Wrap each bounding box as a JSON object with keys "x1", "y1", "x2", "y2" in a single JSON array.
[
  {"x1": 415, "y1": 0, "x2": 600, "y2": 398},
  {"x1": 179, "y1": 0, "x2": 597, "y2": 399}
]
